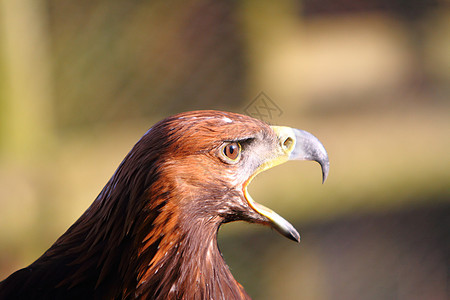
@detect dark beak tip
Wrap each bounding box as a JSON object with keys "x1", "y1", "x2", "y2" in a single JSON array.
[
  {"x1": 321, "y1": 163, "x2": 329, "y2": 184},
  {"x1": 272, "y1": 220, "x2": 301, "y2": 243},
  {"x1": 286, "y1": 231, "x2": 301, "y2": 243},
  {"x1": 286, "y1": 227, "x2": 301, "y2": 243},
  {"x1": 316, "y1": 156, "x2": 329, "y2": 184}
]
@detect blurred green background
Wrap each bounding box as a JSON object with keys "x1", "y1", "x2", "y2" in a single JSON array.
[{"x1": 0, "y1": 0, "x2": 449, "y2": 299}]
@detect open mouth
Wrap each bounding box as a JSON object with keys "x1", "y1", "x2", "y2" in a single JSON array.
[
  {"x1": 242, "y1": 162, "x2": 301, "y2": 242},
  {"x1": 242, "y1": 126, "x2": 329, "y2": 243}
]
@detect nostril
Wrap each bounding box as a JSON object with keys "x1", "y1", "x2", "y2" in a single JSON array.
[{"x1": 283, "y1": 137, "x2": 294, "y2": 150}]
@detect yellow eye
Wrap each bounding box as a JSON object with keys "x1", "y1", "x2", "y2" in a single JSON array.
[{"x1": 222, "y1": 142, "x2": 241, "y2": 161}]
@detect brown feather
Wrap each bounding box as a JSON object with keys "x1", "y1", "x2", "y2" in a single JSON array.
[{"x1": 0, "y1": 110, "x2": 277, "y2": 299}]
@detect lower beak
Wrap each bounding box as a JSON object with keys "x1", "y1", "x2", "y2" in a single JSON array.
[{"x1": 243, "y1": 126, "x2": 329, "y2": 243}]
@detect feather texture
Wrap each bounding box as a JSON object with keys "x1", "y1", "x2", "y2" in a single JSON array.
[{"x1": 0, "y1": 111, "x2": 279, "y2": 299}]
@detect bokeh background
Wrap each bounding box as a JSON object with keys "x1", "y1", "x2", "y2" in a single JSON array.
[{"x1": 0, "y1": 0, "x2": 449, "y2": 299}]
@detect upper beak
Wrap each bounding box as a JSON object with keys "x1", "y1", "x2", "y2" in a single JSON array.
[
  {"x1": 243, "y1": 126, "x2": 329, "y2": 243},
  {"x1": 273, "y1": 126, "x2": 329, "y2": 183}
]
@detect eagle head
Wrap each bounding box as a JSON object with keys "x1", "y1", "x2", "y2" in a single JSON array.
[
  {"x1": 0, "y1": 110, "x2": 329, "y2": 299},
  {"x1": 138, "y1": 110, "x2": 329, "y2": 242}
]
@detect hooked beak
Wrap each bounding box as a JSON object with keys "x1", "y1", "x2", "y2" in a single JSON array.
[
  {"x1": 243, "y1": 126, "x2": 329, "y2": 243},
  {"x1": 275, "y1": 127, "x2": 329, "y2": 184}
]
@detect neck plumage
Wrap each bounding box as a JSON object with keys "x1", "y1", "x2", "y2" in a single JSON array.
[
  {"x1": 135, "y1": 213, "x2": 249, "y2": 299},
  {"x1": 0, "y1": 165, "x2": 250, "y2": 299},
  {"x1": 1, "y1": 135, "x2": 251, "y2": 300},
  {"x1": 63, "y1": 184, "x2": 249, "y2": 299}
]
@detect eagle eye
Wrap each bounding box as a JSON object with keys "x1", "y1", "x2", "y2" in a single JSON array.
[{"x1": 220, "y1": 142, "x2": 241, "y2": 163}]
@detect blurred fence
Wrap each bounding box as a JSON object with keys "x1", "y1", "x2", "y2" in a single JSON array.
[{"x1": 0, "y1": 0, "x2": 449, "y2": 299}]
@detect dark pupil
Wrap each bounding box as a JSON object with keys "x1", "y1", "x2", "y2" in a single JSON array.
[
  {"x1": 226, "y1": 143, "x2": 238, "y2": 159},
  {"x1": 229, "y1": 145, "x2": 235, "y2": 154}
]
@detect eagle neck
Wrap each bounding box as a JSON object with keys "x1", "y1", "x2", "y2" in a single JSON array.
[{"x1": 135, "y1": 211, "x2": 250, "y2": 299}]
